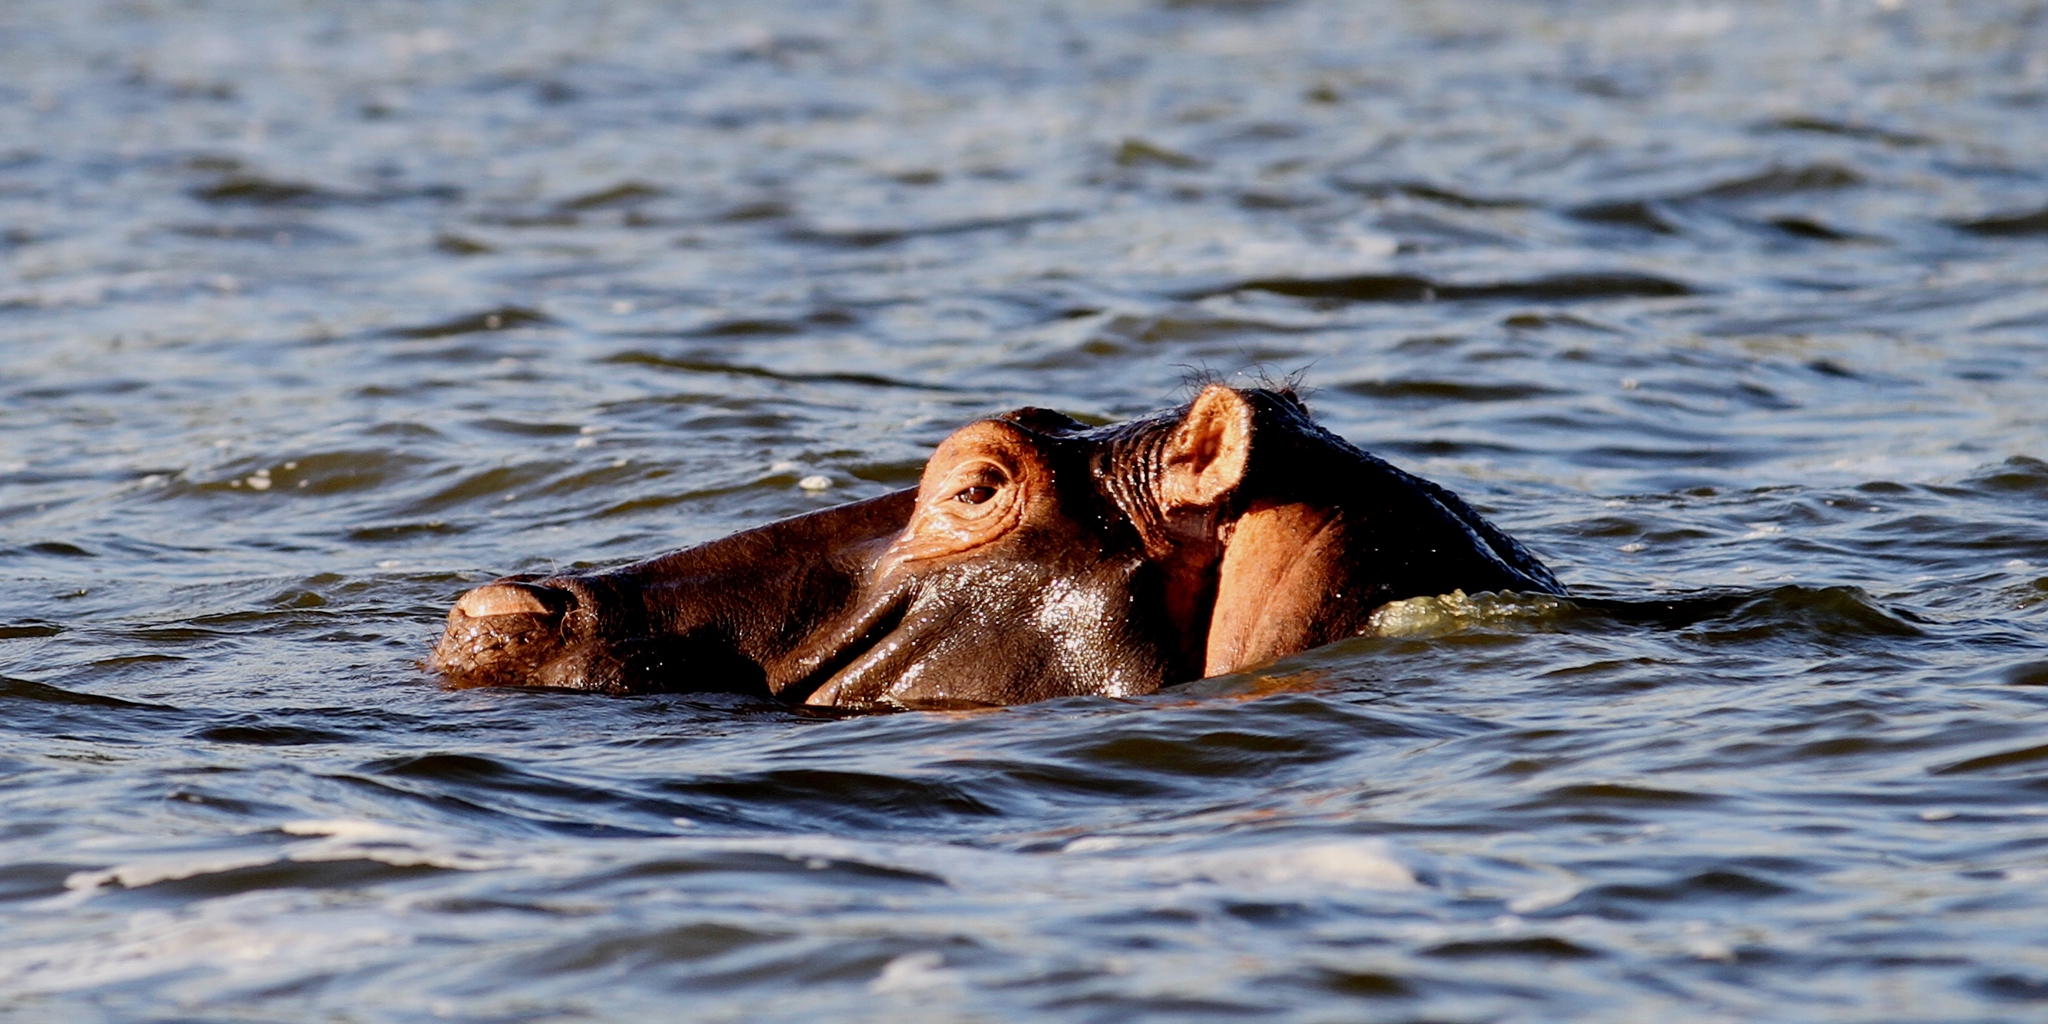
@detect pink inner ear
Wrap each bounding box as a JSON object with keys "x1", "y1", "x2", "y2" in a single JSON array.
[
  {"x1": 1161, "y1": 385, "x2": 1253, "y2": 510},
  {"x1": 1203, "y1": 500, "x2": 1348, "y2": 677}
]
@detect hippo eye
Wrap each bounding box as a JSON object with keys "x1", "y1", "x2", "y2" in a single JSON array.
[{"x1": 955, "y1": 485, "x2": 997, "y2": 505}]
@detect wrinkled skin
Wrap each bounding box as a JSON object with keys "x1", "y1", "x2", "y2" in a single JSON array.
[{"x1": 429, "y1": 385, "x2": 1565, "y2": 708}]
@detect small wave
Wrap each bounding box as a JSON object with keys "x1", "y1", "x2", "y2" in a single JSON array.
[
  {"x1": 1366, "y1": 586, "x2": 1926, "y2": 643},
  {"x1": 661, "y1": 768, "x2": 1005, "y2": 828},
  {"x1": 1689, "y1": 163, "x2": 1863, "y2": 200},
  {"x1": 685, "y1": 318, "x2": 809, "y2": 337},
  {"x1": 193, "y1": 722, "x2": 350, "y2": 745},
  {"x1": 1213, "y1": 271, "x2": 1692, "y2": 303},
  {"x1": 0, "y1": 887, "x2": 412, "y2": 996},
  {"x1": 604, "y1": 352, "x2": 949, "y2": 391},
  {"x1": 557, "y1": 181, "x2": 669, "y2": 211},
  {"x1": 1581, "y1": 868, "x2": 1797, "y2": 907},
  {"x1": 15, "y1": 541, "x2": 93, "y2": 558},
  {"x1": 1424, "y1": 935, "x2": 1601, "y2": 959},
  {"x1": 513, "y1": 921, "x2": 788, "y2": 981},
  {"x1": 1520, "y1": 782, "x2": 1723, "y2": 809},
  {"x1": 1336, "y1": 378, "x2": 1561, "y2": 403},
  {"x1": 1566, "y1": 163, "x2": 1865, "y2": 236},
  {"x1": 1954, "y1": 205, "x2": 2048, "y2": 237},
  {"x1": 384, "y1": 306, "x2": 554, "y2": 339},
  {"x1": 1700, "y1": 585, "x2": 1926, "y2": 640},
  {"x1": 1759, "y1": 116, "x2": 1932, "y2": 147},
  {"x1": 1568, "y1": 199, "x2": 1679, "y2": 234},
  {"x1": 189, "y1": 175, "x2": 459, "y2": 208},
  {"x1": 59, "y1": 818, "x2": 513, "y2": 902},
  {"x1": 189, "y1": 175, "x2": 335, "y2": 206},
  {"x1": 0, "y1": 675, "x2": 173, "y2": 710},
  {"x1": 165, "y1": 222, "x2": 356, "y2": 246},
  {"x1": 1331, "y1": 177, "x2": 1531, "y2": 209},
  {"x1": 603, "y1": 833, "x2": 1424, "y2": 897},
  {"x1": 1146, "y1": 838, "x2": 1418, "y2": 892},
  {"x1": 160, "y1": 449, "x2": 435, "y2": 499},
  {"x1": 1367, "y1": 590, "x2": 1579, "y2": 638},
  {"x1": 1933, "y1": 742, "x2": 2048, "y2": 776},
  {"x1": 1959, "y1": 455, "x2": 2048, "y2": 498},
  {"x1": 788, "y1": 209, "x2": 1080, "y2": 248}
]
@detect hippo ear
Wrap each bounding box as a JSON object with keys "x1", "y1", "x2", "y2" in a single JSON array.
[{"x1": 1160, "y1": 385, "x2": 1253, "y2": 511}]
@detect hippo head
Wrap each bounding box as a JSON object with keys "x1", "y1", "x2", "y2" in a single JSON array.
[{"x1": 428, "y1": 385, "x2": 1563, "y2": 707}]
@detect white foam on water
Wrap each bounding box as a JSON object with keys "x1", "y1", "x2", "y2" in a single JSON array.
[
  {"x1": 1366, "y1": 589, "x2": 1576, "y2": 639},
  {"x1": 59, "y1": 819, "x2": 514, "y2": 904},
  {"x1": 1506, "y1": 877, "x2": 1585, "y2": 914},
  {"x1": 4, "y1": 824, "x2": 1609, "y2": 1001},
  {"x1": 641, "y1": 832, "x2": 1424, "y2": 898},
  {"x1": 0, "y1": 890, "x2": 410, "y2": 997},
  {"x1": 869, "y1": 951, "x2": 959, "y2": 994},
  {"x1": 61, "y1": 851, "x2": 281, "y2": 895},
  {"x1": 1156, "y1": 839, "x2": 1419, "y2": 893},
  {"x1": 279, "y1": 818, "x2": 513, "y2": 870}
]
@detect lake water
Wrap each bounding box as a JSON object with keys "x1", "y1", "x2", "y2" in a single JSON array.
[{"x1": 5, "y1": 0, "x2": 2048, "y2": 1020}]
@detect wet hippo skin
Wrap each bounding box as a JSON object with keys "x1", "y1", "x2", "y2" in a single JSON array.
[{"x1": 429, "y1": 385, "x2": 1566, "y2": 708}]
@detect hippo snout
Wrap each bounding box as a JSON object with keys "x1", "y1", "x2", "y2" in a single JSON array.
[{"x1": 429, "y1": 578, "x2": 589, "y2": 689}]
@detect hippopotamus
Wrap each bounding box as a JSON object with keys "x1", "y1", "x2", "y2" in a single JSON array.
[{"x1": 429, "y1": 384, "x2": 1565, "y2": 708}]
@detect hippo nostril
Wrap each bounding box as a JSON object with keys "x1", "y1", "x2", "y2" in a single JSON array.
[{"x1": 455, "y1": 583, "x2": 562, "y2": 618}]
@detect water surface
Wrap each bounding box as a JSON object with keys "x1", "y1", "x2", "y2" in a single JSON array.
[{"x1": 5, "y1": 0, "x2": 2048, "y2": 1020}]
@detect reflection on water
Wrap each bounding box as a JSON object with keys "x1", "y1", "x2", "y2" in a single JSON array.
[{"x1": 4, "y1": 0, "x2": 2048, "y2": 1020}]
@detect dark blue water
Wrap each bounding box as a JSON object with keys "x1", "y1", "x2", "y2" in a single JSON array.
[{"x1": 5, "y1": 0, "x2": 2048, "y2": 1020}]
